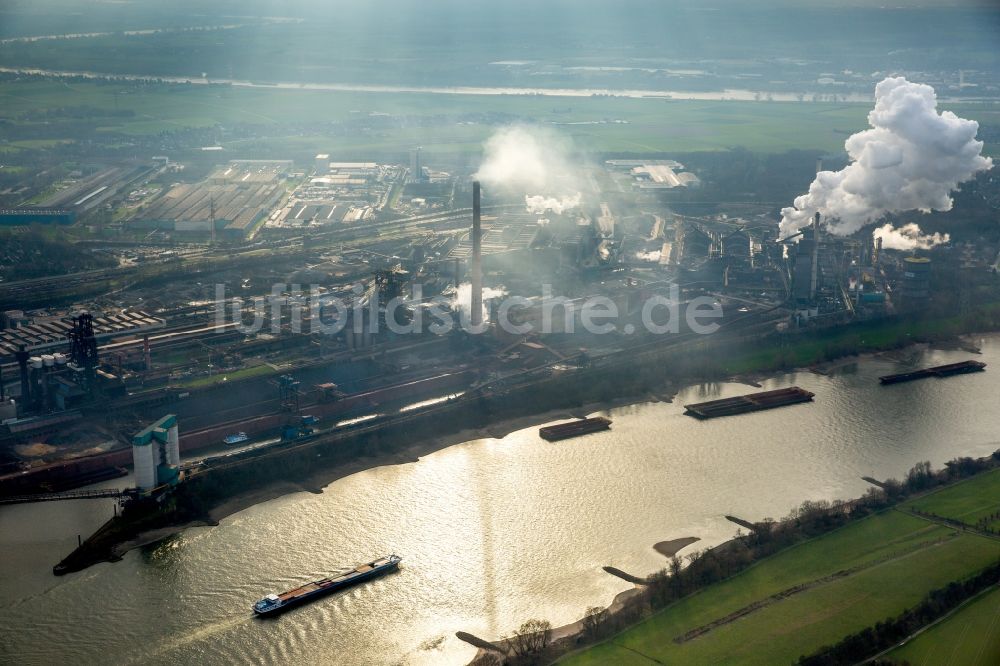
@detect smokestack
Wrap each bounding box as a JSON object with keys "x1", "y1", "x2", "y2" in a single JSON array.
[
  {"x1": 857, "y1": 243, "x2": 864, "y2": 305},
  {"x1": 810, "y1": 212, "x2": 820, "y2": 301},
  {"x1": 15, "y1": 346, "x2": 29, "y2": 404},
  {"x1": 471, "y1": 181, "x2": 483, "y2": 327}
]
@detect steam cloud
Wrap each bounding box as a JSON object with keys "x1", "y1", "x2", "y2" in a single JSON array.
[
  {"x1": 635, "y1": 249, "x2": 662, "y2": 262},
  {"x1": 454, "y1": 282, "x2": 507, "y2": 320},
  {"x1": 525, "y1": 193, "x2": 582, "y2": 215},
  {"x1": 780, "y1": 77, "x2": 992, "y2": 249},
  {"x1": 873, "y1": 223, "x2": 950, "y2": 251},
  {"x1": 475, "y1": 125, "x2": 583, "y2": 215}
]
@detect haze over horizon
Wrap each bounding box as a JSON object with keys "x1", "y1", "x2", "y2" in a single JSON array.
[{"x1": 1, "y1": 0, "x2": 998, "y2": 96}]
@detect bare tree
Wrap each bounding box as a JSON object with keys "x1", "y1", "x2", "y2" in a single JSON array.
[
  {"x1": 580, "y1": 606, "x2": 608, "y2": 639},
  {"x1": 669, "y1": 554, "x2": 684, "y2": 595},
  {"x1": 503, "y1": 619, "x2": 553, "y2": 657}
]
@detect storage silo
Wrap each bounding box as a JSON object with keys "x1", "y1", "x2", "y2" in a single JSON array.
[
  {"x1": 901, "y1": 256, "x2": 931, "y2": 310},
  {"x1": 132, "y1": 414, "x2": 180, "y2": 491},
  {"x1": 132, "y1": 439, "x2": 157, "y2": 491},
  {"x1": 165, "y1": 423, "x2": 180, "y2": 467}
]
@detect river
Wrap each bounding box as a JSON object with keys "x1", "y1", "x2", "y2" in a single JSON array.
[{"x1": 2, "y1": 338, "x2": 1000, "y2": 665}]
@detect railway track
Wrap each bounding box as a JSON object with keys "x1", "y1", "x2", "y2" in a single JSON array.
[{"x1": 0, "y1": 205, "x2": 515, "y2": 310}]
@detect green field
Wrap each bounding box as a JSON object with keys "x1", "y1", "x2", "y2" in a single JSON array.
[
  {"x1": 907, "y1": 469, "x2": 1000, "y2": 525},
  {"x1": 2, "y1": 79, "x2": 998, "y2": 158},
  {"x1": 562, "y1": 485, "x2": 1000, "y2": 664},
  {"x1": 888, "y1": 585, "x2": 1000, "y2": 666},
  {"x1": 0, "y1": 79, "x2": 878, "y2": 154}
]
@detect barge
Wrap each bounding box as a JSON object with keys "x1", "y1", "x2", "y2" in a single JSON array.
[
  {"x1": 539, "y1": 417, "x2": 612, "y2": 441},
  {"x1": 684, "y1": 387, "x2": 815, "y2": 419},
  {"x1": 39, "y1": 466, "x2": 127, "y2": 493},
  {"x1": 253, "y1": 554, "x2": 401, "y2": 617},
  {"x1": 879, "y1": 360, "x2": 986, "y2": 385}
]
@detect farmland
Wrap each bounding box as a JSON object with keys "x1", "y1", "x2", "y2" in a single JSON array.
[
  {"x1": 888, "y1": 585, "x2": 1000, "y2": 666},
  {"x1": 907, "y1": 468, "x2": 1000, "y2": 526},
  {"x1": 563, "y1": 470, "x2": 1000, "y2": 665}
]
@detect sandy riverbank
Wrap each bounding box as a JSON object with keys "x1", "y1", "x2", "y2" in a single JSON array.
[
  {"x1": 654, "y1": 536, "x2": 701, "y2": 558},
  {"x1": 210, "y1": 390, "x2": 681, "y2": 524},
  {"x1": 110, "y1": 389, "x2": 681, "y2": 562},
  {"x1": 458, "y1": 533, "x2": 702, "y2": 660}
]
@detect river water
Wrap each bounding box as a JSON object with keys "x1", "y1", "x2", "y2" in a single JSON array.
[{"x1": 3, "y1": 338, "x2": 1000, "y2": 665}]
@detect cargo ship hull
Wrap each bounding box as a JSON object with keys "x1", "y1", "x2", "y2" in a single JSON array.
[
  {"x1": 539, "y1": 417, "x2": 612, "y2": 441},
  {"x1": 684, "y1": 387, "x2": 815, "y2": 419},
  {"x1": 879, "y1": 360, "x2": 986, "y2": 385},
  {"x1": 253, "y1": 555, "x2": 401, "y2": 617}
]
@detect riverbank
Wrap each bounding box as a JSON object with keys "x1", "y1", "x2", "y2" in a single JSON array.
[
  {"x1": 62, "y1": 390, "x2": 675, "y2": 573},
  {"x1": 654, "y1": 537, "x2": 701, "y2": 558},
  {"x1": 52, "y1": 311, "x2": 999, "y2": 575},
  {"x1": 460, "y1": 535, "x2": 702, "y2": 659}
]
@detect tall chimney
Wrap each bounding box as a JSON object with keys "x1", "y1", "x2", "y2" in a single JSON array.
[
  {"x1": 15, "y1": 346, "x2": 29, "y2": 404},
  {"x1": 471, "y1": 181, "x2": 483, "y2": 327},
  {"x1": 810, "y1": 212, "x2": 820, "y2": 301}
]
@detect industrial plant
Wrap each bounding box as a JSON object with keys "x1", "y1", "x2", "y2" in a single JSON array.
[
  {"x1": 0, "y1": 136, "x2": 977, "y2": 510},
  {"x1": 3, "y1": 1, "x2": 1000, "y2": 663}
]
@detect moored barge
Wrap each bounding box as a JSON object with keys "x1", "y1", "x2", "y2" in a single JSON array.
[
  {"x1": 539, "y1": 417, "x2": 612, "y2": 441},
  {"x1": 879, "y1": 360, "x2": 986, "y2": 385},
  {"x1": 684, "y1": 387, "x2": 815, "y2": 419}
]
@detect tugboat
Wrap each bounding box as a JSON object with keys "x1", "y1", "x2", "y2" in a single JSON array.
[
  {"x1": 223, "y1": 432, "x2": 249, "y2": 446},
  {"x1": 253, "y1": 554, "x2": 402, "y2": 617}
]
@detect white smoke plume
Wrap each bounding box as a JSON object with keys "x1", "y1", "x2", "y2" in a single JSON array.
[
  {"x1": 525, "y1": 193, "x2": 581, "y2": 215},
  {"x1": 475, "y1": 125, "x2": 585, "y2": 214},
  {"x1": 635, "y1": 249, "x2": 662, "y2": 262},
  {"x1": 453, "y1": 282, "x2": 507, "y2": 320},
  {"x1": 873, "y1": 222, "x2": 949, "y2": 251},
  {"x1": 780, "y1": 77, "x2": 992, "y2": 241}
]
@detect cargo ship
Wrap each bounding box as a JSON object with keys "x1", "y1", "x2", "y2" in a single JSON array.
[
  {"x1": 253, "y1": 554, "x2": 401, "y2": 617},
  {"x1": 684, "y1": 387, "x2": 815, "y2": 419},
  {"x1": 539, "y1": 417, "x2": 612, "y2": 441},
  {"x1": 879, "y1": 360, "x2": 986, "y2": 385}
]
